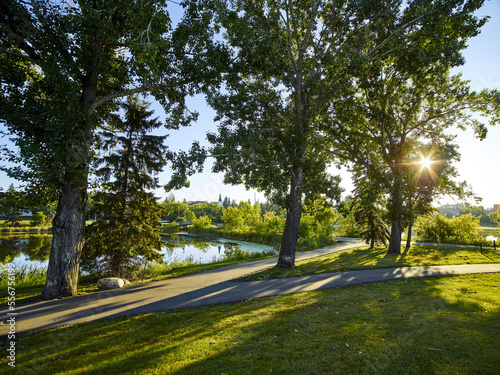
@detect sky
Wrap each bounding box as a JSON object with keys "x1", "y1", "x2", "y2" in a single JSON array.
[{"x1": 1, "y1": 1, "x2": 499, "y2": 209}]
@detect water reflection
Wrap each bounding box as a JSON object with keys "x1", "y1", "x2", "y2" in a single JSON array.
[
  {"x1": 0, "y1": 233, "x2": 276, "y2": 268},
  {"x1": 0, "y1": 235, "x2": 51, "y2": 267},
  {"x1": 161, "y1": 233, "x2": 270, "y2": 264}
]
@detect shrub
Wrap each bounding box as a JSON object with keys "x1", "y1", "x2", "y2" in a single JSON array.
[
  {"x1": 29, "y1": 211, "x2": 47, "y2": 227},
  {"x1": 190, "y1": 215, "x2": 216, "y2": 229},
  {"x1": 256, "y1": 211, "x2": 285, "y2": 236},
  {"x1": 297, "y1": 200, "x2": 338, "y2": 250},
  {"x1": 415, "y1": 213, "x2": 482, "y2": 245},
  {"x1": 334, "y1": 211, "x2": 362, "y2": 237},
  {"x1": 217, "y1": 201, "x2": 337, "y2": 251},
  {"x1": 222, "y1": 203, "x2": 262, "y2": 232}
]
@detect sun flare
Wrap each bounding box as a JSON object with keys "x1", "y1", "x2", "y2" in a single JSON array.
[{"x1": 420, "y1": 157, "x2": 433, "y2": 168}]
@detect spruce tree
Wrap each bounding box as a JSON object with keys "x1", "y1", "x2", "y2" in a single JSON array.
[{"x1": 82, "y1": 97, "x2": 167, "y2": 277}]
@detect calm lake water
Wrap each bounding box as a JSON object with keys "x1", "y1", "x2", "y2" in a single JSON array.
[{"x1": 0, "y1": 233, "x2": 276, "y2": 269}]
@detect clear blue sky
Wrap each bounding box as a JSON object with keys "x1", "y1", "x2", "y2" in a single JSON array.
[{"x1": 1, "y1": 1, "x2": 499, "y2": 208}]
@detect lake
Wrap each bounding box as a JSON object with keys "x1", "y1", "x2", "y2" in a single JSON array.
[
  {"x1": 162, "y1": 233, "x2": 276, "y2": 264},
  {"x1": 0, "y1": 233, "x2": 276, "y2": 269}
]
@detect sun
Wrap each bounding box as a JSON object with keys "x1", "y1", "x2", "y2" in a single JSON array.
[{"x1": 420, "y1": 157, "x2": 433, "y2": 168}]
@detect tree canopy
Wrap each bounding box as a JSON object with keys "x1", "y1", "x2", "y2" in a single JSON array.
[
  {"x1": 323, "y1": 0, "x2": 499, "y2": 254},
  {"x1": 206, "y1": 0, "x2": 499, "y2": 263},
  {"x1": 329, "y1": 71, "x2": 499, "y2": 253},
  {"x1": 0, "y1": 0, "x2": 229, "y2": 298},
  {"x1": 1, "y1": 0, "x2": 499, "y2": 288}
]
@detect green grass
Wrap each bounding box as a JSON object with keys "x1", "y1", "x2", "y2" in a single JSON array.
[
  {"x1": 243, "y1": 245, "x2": 500, "y2": 280},
  {"x1": 2, "y1": 273, "x2": 499, "y2": 374}
]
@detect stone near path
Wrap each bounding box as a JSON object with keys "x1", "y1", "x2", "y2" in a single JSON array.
[{"x1": 97, "y1": 277, "x2": 129, "y2": 290}]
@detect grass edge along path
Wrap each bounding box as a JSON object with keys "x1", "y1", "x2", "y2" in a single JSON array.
[
  {"x1": 243, "y1": 244, "x2": 500, "y2": 280},
  {"x1": 0, "y1": 272, "x2": 499, "y2": 374}
]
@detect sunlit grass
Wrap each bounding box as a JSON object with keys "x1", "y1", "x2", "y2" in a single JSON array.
[
  {"x1": 0, "y1": 264, "x2": 48, "y2": 304},
  {"x1": 2, "y1": 273, "x2": 499, "y2": 374},
  {"x1": 244, "y1": 245, "x2": 500, "y2": 280}
]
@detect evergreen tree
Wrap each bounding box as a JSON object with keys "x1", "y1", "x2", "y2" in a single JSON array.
[{"x1": 82, "y1": 97, "x2": 167, "y2": 277}]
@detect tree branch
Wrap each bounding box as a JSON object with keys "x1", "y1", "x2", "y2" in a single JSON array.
[
  {"x1": 281, "y1": 2, "x2": 298, "y2": 73},
  {"x1": 89, "y1": 72, "x2": 221, "y2": 114},
  {"x1": 0, "y1": 46, "x2": 41, "y2": 64},
  {"x1": 365, "y1": 11, "x2": 428, "y2": 59},
  {"x1": 89, "y1": 87, "x2": 151, "y2": 114},
  {"x1": 0, "y1": 21, "x2": 42, "y2": 63},
  {"x1": 407, "y1": 105, "x2": 473, "y2": 133}
]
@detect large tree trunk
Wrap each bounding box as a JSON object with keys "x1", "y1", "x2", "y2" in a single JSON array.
[
  {"x1": 41, "y1": 71, "x2": 96, "y2": 300},
  {"x1": 405, "y1": 220, "x2": 413, "y2": 249},
  {"x1": 388, "y1": 219, "x2": 402, "y2": 254},
  {"x1": 276, "y1": 165, "x2": 304, "y2": 268},
  {"x1": 41, "y1": 181, "x2": 87, "y2": 299},
  {"x1": 387, "y1": 170, "x2": 404, "y2": 254}
]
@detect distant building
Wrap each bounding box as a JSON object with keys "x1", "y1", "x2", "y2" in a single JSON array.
[
  {"x1": 187, "y1": 201, "x2": 207, "y2": 206},
  {"x1": 438, "y1": 205, "x2": 461, "y2": 217},
  {"x1": 494, "y1": 204, "x2": 499, "y2": 210},
  {"x1": 218, "y1": 193, "x2": 223, "y2": 207}
]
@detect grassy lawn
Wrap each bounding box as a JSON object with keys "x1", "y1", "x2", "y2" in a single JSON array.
[
  {"x1": 1, "y1": 273, "x2": 499, "y2": 374},
  {"x1": 243, "y1": 245, "x2": 500, "y2": 280}
]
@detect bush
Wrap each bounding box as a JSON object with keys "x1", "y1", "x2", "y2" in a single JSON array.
[
  {"x1": 222, "y1": 203, "x2": 261, "y2": 232},
  {"x1": 297, "y1": 200, "x2": 338, "y2": 250},
  {"x1": 190, "y1": 215, "x2": 216, "y2": 229},
  {"x1": 29, "y1": 211, "x2": 48, "y2": 227},
  {"x1": 255, "y1": 211, "x2": 285, "y2": 236},
  {"x1": 415, "y1": 213, "x2": 482, "y2": 245},
  {"x1": 334, "y1": 211, "x2": 362, "y2": 237},
  {"x1": 213, "y1": 201, "x2": 337, "y2": 252}
]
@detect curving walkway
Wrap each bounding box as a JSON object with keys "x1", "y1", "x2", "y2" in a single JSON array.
[{"x1": 1, "y1": 238, "x2": 500, "y2": 339}]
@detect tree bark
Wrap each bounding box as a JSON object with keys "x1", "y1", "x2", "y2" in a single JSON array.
[
  {"x1": 369, "y1": 225, "x2": 375, "y2": 249},
  {"x1": 276, "y1": 165, "x2": 304, "y2": 268},
  {"x1": 41, "y1": 182, "x2": 87, "y2": 299},
  {"x1": 387, "y1": 219, "x2": 402, "y2": 254},
  {"x1": 387, "y1": 170, "x2": 403, "y2": 254},
  {"x1": 41, "y1": 66, "x2": 96, "y2": 299},
  {"x1": 405, "y1": 220, "x2": 413, "y2": 249}
]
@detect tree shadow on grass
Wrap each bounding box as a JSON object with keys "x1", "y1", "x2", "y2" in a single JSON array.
[{"x1": 5, "y1": 273, "x2": 500, "y2": 375}]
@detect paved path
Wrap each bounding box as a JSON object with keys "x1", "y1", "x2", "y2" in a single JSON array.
[{"x1": 2, "y1": 238, "x2": 500, "y2": 338}]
